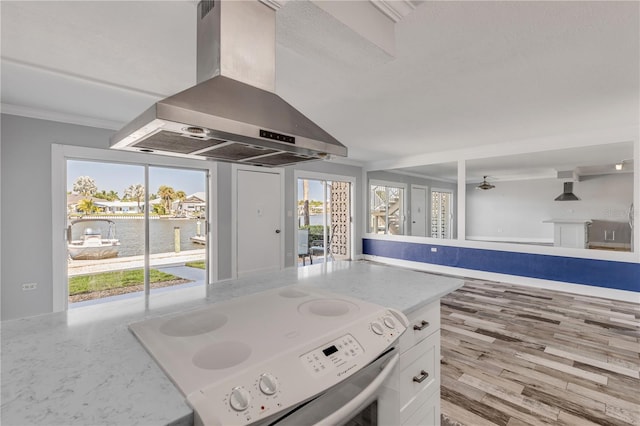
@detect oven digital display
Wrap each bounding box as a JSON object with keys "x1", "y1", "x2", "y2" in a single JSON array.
[{"x1": 322, "y1": 345, "x2": 338, "y2": 357}]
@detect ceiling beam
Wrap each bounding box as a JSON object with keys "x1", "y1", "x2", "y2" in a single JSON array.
[{"x1": 311, "y1": 0, "x2": 397, "y2": 56}]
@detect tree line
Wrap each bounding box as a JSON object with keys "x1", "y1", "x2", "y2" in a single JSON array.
[{"x1": 71, "y1": 176, "x2": 187, "y2": 215}]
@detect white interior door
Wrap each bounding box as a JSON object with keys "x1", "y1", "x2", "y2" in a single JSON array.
[
  {"x1": 411, "y1": 185, "x2": 427, "y2": 237},
  {"x1": 237, "y1": 169, "x2": 282, "y2": 276}
]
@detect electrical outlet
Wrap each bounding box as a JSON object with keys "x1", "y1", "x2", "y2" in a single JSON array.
[
  {"x1": 22, "y1": 282, "x2": 37, "y2": 291},
  {"x1": 430, "y1": 247, "x2": 438, "y2": 253}
]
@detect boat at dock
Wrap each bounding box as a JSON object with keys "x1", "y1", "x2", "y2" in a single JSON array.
[{"x1": 68, "y1": 219, "x2": 121, "y2": 260}]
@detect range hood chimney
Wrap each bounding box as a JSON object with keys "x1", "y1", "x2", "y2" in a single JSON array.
[
  {"x1": 554, "y1": 182, "x2": 580, "y2": 201},
  {"x1": 110, "y1": 0, "x2": 347, "y2": 167}
]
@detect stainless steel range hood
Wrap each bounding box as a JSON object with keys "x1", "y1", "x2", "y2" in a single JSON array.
[
  {"x1": 554, "y1": 182, "x2": 580, "y2": 201},
  {"x1": 110, "y1": 0, "x2": 347, "y2": 167}
]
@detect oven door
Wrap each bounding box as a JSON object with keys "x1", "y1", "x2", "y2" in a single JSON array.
[{"x1": 264, "y1": 347, "x2": 400, "y2": 426}]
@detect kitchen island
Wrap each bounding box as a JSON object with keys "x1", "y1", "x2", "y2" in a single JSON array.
[{"x1": 1, "y1": 261, "x2": 463, "y2": 425}]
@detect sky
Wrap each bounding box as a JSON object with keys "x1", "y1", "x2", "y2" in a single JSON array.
[
  {"x1": 69, "y1": 159, "x2": 341, "y2": 201},
  {"x1": 297, "y1": 178, "x2": 326, "y2": 201},
  {"x1": 67, "y1": 160, "x2": 206, "y2": 197}
]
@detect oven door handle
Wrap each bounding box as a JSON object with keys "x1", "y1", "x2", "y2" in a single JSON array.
[{"x1": 312, "y1": 353, "x2": 400, "y2": 426}]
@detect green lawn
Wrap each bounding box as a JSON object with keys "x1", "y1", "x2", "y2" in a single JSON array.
[
  {"x1": 185, "y1": 261, "x2": 205, "y2": 269},
  {"x1": 69, "y1": 269, "x2": 180, "y2": 296}
]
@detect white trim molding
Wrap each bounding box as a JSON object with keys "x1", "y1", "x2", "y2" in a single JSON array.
[
  {"x1": 2, "y1": 103, "x2": 123, "y2": 131},
  {"x1": 369, "y1": 0, "x2": 417, "y2": 23}
]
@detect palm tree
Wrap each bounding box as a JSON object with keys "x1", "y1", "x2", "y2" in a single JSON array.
[
  {"x1": 73, "y1": 176, "x2": 97, "y2": 197},
  {"x1": 157, "y1": 185, "x2": 176, "y2": 214},
  {"x1": 77, "y1": 198, "x2": 98, "y2": 214},
  {"x1": 94, "y1": 190, "x2": 119, "y2": 201},
  {"x1": 106, "y1": 190, "x2": 119, "y2": 201},
  {"x1": 175, "y1": 190, "x2": 186, "y2": 214},
  {"x1": 124, "y1": 184, "x2": 145, "y2": 212}
]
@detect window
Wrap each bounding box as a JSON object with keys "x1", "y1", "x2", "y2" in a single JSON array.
[{"x1": 369, "y1": 181, "x2": 406, "y2": 235}]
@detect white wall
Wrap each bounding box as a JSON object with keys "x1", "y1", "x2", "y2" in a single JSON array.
[{"x1": 466, "y1": 174, "x2": 634, "y2": 242}]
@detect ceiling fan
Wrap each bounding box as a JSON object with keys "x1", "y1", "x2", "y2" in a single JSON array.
[{"x1": 476, "y1": 176, "x2": 495, "y2": 190}]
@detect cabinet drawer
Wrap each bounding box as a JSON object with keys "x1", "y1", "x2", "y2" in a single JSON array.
[
  {"x1": 402, "y1": 389, "x2": 440, "y2": 426},
  {"x1": 400, "y1": 301, "x2": 440, "y2": 352},
  {"x1": 399, "y1": 331, "x2": 440, "y2": 414}
]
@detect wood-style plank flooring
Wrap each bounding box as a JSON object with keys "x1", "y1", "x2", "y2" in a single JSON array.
[{"x1": 440, "y1": 280, "x2": 640, "y2": 426}]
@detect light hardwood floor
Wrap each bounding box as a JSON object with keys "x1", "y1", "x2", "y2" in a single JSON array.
[{"x1": 439, "y1": 280, "x2": 640, "y2": 426}]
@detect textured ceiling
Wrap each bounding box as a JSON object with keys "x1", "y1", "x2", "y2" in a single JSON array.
[{"x1": 1, "y1": 0, "x2": 638, "y2": 169}]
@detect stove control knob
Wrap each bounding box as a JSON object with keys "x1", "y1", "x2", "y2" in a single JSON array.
[
  {"x1": 259, "y1": 373, "x2": 279, "y2": 395},
  {"x1": 371, "y1": 321, "x2": 384, "y2": 335},
  {"x1": 229, "y1": 386, "x2": 251, "y2": 412},
  {"x1": 383, "y1": 316, "x2": 396, "y2": 329}
]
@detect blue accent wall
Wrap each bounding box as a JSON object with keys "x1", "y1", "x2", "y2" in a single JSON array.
[{"x1": 363, "y1": 239, "x2": 640, "y2": 293}]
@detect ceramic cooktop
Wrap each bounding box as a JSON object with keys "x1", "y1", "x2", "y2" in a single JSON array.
[{"x1": 129, "y1": 285, "x2": 406, "y2": 425}]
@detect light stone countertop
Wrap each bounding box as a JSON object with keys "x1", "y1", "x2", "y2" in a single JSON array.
[{"x1": 1, "y1": 261, "x2": 463, "y2": 426}]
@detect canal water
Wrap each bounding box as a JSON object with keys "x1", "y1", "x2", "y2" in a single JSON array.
[
  {"x1": 70, "y1": 218, "x2": 204, "y2": 257},
  {"x1": 72, "y1": 216, "x2": 327, "y2": 257}
]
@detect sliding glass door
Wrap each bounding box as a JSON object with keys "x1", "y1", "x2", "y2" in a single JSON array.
[
  {"x1": 148, "y1": 166, "x2": 207, "y2": 295},
  {"x1": 297, "y1": 176, "x2": 352, "y2": 266},
  {"x1": 66, "y1": 159, "x2": 208, "y2": 307}
]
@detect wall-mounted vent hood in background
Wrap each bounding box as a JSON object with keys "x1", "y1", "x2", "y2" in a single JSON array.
[
  {"x1": 110, "y1": 0, "x2": 347, "y2": 167},
  {"x1": 554, "y1": 182, "x2": 580, "y2": 201}
]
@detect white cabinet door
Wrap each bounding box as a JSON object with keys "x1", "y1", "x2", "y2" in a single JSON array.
[{"x1": 554, "y1": 222, "x2": 589, "y2": 248}]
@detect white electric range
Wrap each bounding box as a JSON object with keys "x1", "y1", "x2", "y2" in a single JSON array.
[{"x1": 129, "y1": 285, "x2": 408, "y2": 426}]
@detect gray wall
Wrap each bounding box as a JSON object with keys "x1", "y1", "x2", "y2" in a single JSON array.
[
  {"x1": 215, "y1": 162, "x2": 233, "y2": 281},
  {"x1": 0, "y1": 114, "x2": 364, "y2": 319},
  {"x1": 1, "y1": 114, "x2": 112, "y2": 320}
]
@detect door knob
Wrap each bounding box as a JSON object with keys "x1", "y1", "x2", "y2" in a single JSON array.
[{"x1": 275, "y1": 229, "x2": 281, "y2": 234}]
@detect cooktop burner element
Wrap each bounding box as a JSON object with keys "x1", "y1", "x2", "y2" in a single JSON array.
[
  {"x1": 297, "y1": 298, "x2": 359, "y2": 317},
  {"x1": 159, "y1": 311, "x2": 228, "y2": 337},
  {"x1": 192, "y1": 341, "x2": 252, "y2": 370},
  {"x1": 129, "y1": 285, "x2": 407, "y2": 426}
]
